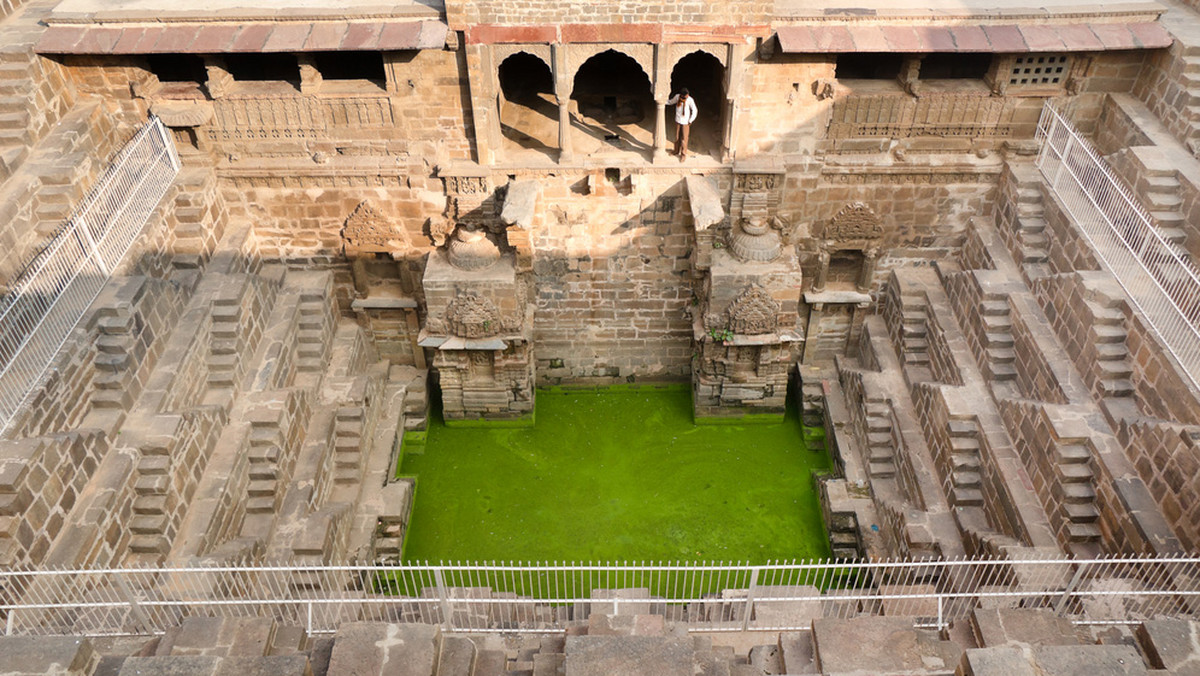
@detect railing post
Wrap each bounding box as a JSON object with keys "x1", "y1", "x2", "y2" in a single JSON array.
[
  {"x1": 306, "y1": 601, "x2": 313, "y2": 636},
  {"x1": 741, "y1": 568, "x2": 760, "y2": 632},
  {"x1": 74, "y1": 217, "x2": 109, "y2": 276},
  {"x1": 1054, "y1": 561, "x2": 1089, "y2": 616},
  {"x1": 153, "y1": 117, "x2": 181, "y2": 171},
  {"x1": 115, "y1": 574, "x2": 152, "y2": 634},
  {"x1": 432, "y1": 568, "x2": 455, "y2": 631},
  {"x1": 937, "y1": 596, "x2": 944, "y2": 631},
  {"x1": 6, "y1": 610, "x2": 14, "y2": 635}
]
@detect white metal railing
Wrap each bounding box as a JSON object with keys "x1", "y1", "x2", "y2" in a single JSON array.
[
  {"x1": 1035, "y1": 103, "x2": 1200, "y2": 391},
  {"x1": 0, "y1": 556, "x2": 1197, "y2": 637},
  {"x1": 0, "y1": 116, "x2": 180, "y2": 433}
]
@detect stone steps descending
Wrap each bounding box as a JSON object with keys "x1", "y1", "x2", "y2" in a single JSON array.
[
  {"x1": 1086, "y1": 300, "x2": 1137, "y2": 401},
  {"x1": 947, "y1": 418, "x2": 985, "y2": 507},
  {"x1": 863, "y1": 399, "x2": 895, "y2": 479}
]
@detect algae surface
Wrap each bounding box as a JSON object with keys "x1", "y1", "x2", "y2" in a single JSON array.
[{"x1": 399, "y1": 385, "x2": 832, "y2": 563}]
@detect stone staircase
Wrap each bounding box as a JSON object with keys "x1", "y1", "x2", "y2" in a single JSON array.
[
  {"x1": 862, "y1": 398, "x2": 896, "y2": 479},
  {"x1": 1053, "y1": 439, "x2": 1102, "y2": 551},
  {"x1": 1050, "y1": 438, "x2": 1102, "y2": 556},
  {"x1": 1087, "y1": 300, "x2": 1136, "y2": 401},
  {"x1": 129, "y1": 440, "x2": 173, "y2": 558},
  {"x1": 978, "y1": 295, "x2": 1017, "y2": 385},
  {"x1": 1012, "y1": 180, "x2": 1051, "y2": 278},
  {"x1": 1175, "y1": 46, "x2": 1200, "y2": 156},
  {"x1": 1136, "y1": 153, "x2": 1189, "y2": 246},
  {"x1": 332, "y1": 406, "x2": 365, "y2": 487},
  {"x1": 946, "y1": 418, "x2": 984, "y2": 508}
]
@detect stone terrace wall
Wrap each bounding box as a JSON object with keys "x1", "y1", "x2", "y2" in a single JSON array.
[
  {"x1": 447, "y1": 0, "x2": 771, "y2": 27},
  {"x1": 532, "y1": 172, "x2": 697, "y2": 384}
]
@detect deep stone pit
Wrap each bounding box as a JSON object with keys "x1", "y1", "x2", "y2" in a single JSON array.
[{"x1": 399, "y1": 385, "x2": 832, "y2": 563}]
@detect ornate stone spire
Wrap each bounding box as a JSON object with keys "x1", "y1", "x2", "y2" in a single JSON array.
[
  {"x1": 446, "y1": 224, "x2": 501, "y2": 271},
  {"x1": 728, "y1": 215, "x2": 782, "y2": 263}
]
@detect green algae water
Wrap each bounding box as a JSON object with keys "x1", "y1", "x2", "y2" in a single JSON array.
[{"x1": 398, "y1": 385, "x2": 832, "y2": 563}]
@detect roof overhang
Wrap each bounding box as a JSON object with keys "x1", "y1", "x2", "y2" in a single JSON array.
[
  {"x1": 772, "y1": 21, "x2": 1176, "y2": 54},
  {"x1": 776, "y1": 21, "x2": 1172, "y2": 53},
  {"x1": 36, "y1": 20, "x2": 448, "y2": 55}
]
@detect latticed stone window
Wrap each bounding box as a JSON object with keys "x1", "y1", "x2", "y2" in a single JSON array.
[{"x1": 1008, "y1": 54, "x2": 1070, "y2": 87}]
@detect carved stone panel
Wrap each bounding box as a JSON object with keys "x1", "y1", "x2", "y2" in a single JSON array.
[
  {"x1": 445, "y1": 293, "x2": 502, "y2": 338},
  {"x1": 825, "y1": 202, "x2": 883, "y2": 242},
  {"x1": 342, "y1": 200, "x2": 410, "y2": 255},
  {"x1": 726, "y1": 285, "x2": 780, "y2": 335}
]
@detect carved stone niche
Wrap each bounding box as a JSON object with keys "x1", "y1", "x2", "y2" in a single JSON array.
[
  {"x1": 342, "y1": 200, "x2": 412, "y2": 257},
  {"x1": 444, "y1": 292, "x2": 502, "y2": 339},
  {"x1": 726, "y1": 285, "x2": 781, "y2": 335},
  {"x1": 811, "y1": 202, "x2": 883, "y2": 297}
]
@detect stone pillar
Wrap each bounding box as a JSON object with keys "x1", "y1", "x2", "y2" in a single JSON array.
[
  {"x1": 724, "y1": 43, "x2": 752, "y2": 161},
  {"x1": 812, "y1": 250, "x2": 831, "y2": 293},
  {"x1": 297, "y1": 55, "x2": 322, "y2": 94},
  {"x1": 464, "y1": 44, "x2": 496, "y2": 165},
  {"x1": 553, "y1": 44, "x2": 573, "y2": 164},
  {"x1": 653, "y1": 100, "x2": 669, "y2": 162},
  {"x1": 557, "y1": 97, "x2": 574, "y2": 163},
  {"x1": 203, "y1": 57, "x2": 233, "y2": 98},
  {"x1": 857, "y1": 248, "x2": 879, "y2": 293}
]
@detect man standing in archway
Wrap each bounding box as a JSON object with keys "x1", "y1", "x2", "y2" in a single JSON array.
[{"x1": 668, "y1": 88, "x2": 698, "y2": 160}]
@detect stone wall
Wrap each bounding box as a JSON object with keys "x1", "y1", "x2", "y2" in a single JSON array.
[
  {"x1": 532, "y1": 173, "x2": 696, "y2": 384},
  {"x1": 448, "y1": 0, "x2": 771, "y2": 27}
]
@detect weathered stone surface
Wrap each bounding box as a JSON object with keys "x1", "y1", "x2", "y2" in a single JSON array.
[
  {"x1": 813, "y1": 617, "x2": 961, "y2": 674},
  {"x1": 970, "y1": 608, "x2": 1080, "y2": 648},
  {"x1": 1030, "y1": 645, "x2": 1148, "y2": 675},
  {"x1": 213, "y1": 656, "x2": 312, "y2": 676},
  {"x1": 325, "y1": 623, "x2": 438, "y2": 676},
  {"x1": 0, "y1": 636, "x2": 96, "y2": 675},
  {"x1": 564, "y1": 636, "x2": 692, "y2": 676},
  {"x1": 685, "y1": 176, "x2": 724, "y2": 231},
  {"x1": 501, "y1": 179, "x2": 540, "y2": 230},
  {"x1": 957, "y1": 646, "x2": 1038, "y2": 676},
  {"x1": 1135, "y1": 620, "x2": 1200, "y2": 673},
  {"x1": 117, "y1": 656, "x2": 223, "y2": 676}
]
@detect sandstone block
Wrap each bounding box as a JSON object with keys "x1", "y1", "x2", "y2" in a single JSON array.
[{"x1": 326, "y1": 623, "x2": 438, "y2": 676}]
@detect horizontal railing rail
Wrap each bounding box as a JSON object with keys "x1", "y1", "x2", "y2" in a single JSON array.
[
  {"x1": 0, "y1": 116, "x2": 180, "y2": 433},
  {"x1": 1035, "y1": 103, "x2": 1200, "y2": 391},
  {"x1": 0, "y1": 556, "x2": 1197, "y2": 636}
]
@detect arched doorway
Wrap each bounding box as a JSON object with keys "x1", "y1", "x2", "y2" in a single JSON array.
[
  {"x1": 669, "y1": 51, "x2": 726, "y2": 159},
  {"x1": 497, "y1": 52, "x2": 556, "y2": 158},
  {"x1": 570, "y1": 50, "x2": 654, "y2": 157}
]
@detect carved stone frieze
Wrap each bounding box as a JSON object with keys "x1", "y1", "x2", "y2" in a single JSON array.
[
  {"x1": 825, "y1": 202, "x2": 883, "y2": 242},
  {"x1": 342, "y1": 200, "x2": 409, "y2": 254},
  {"x1": 446, "y1": 176, "x2": 490, "y2": 195},
  {"x1": 735, "y1": 173, "x2": 778, "y2": 191},
  {"x1": 725, "y1": 285, "x2": 780, "y2": 335},
  {"x1": 445, "y1": 293, "x2": 502, "y2": 338}
]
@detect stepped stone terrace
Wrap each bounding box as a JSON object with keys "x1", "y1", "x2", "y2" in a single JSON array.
[{"x1": 1, "y1": 0, "x2": 1200, "y2": 672}]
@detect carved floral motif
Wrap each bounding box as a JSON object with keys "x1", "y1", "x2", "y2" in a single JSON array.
[
  {"x1": 445, "y1": 293, "x2": 502, "y2": 338},
  {"x1": 825, "y1": 202, "x2": 882, "y2": 241},
  {"x1": 725, "y1": 285, "x2": 780, "y2": 335},
  {"x1": 342, "y1": 200, "x2": 409, "y2": 253}
]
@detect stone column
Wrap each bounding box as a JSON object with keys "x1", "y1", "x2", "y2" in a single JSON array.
[
  {"x1": 653, "y1": 100, "x2": 669, "y2": 162},
  {"x1": 857, "y1": 248, "x2": 879, "y2": 293},
  {"x1": 203, "y1": 57, "x2": 233, "y2": 98},
  {"x1": 553, "y1": 44, "x2": 573, "y2": 164},
  {"x1": 297, "y1": 55, "x2": 322, "y2": 95},
  {"x1": 557, "y1": 97, "x2": 573, "y2": 163},
  {"x1": 812, "y1": 250, "x2": 830, "y2": 293}
]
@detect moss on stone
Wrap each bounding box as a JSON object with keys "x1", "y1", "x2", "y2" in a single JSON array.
[{"x1": 398, "y1": 385, "x2": 833, "y2": 563}]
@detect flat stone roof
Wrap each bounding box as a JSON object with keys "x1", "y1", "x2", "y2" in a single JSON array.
[
  {"x1": 775, "y1": 0, "x2": 1166, "y2": 19},
  {"x1": 777, "y1": 21, "x2": 1172, "y2": 53},
  {"x1": 47, "y1": 0, "x2": 443, "y2": 22}
]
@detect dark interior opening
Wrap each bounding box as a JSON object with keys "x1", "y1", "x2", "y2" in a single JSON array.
[
  {"x1": 836, "y1": 53, "x2": 902, "y2": 80},
  {"x1": 313, "y1": 51, "x2": 386, "y2": 83},
  {"x1": 571, "y1": 50, "x2": 652, "y2": 125},
  {"x1": 920, "y1": 53, "x2": 991, "y2": 79},
  {"x1": 669, "y1": 51, "x2": 726, "y2": 157},
  {"x1": 223, "y1": 53, "x2": 300, "y2": 83},
  {"x1": 147, "y1": 54, "x2": 207, "y2": 83},
  {"x1": 828, "y1": 251, "x2": 865, "y2": 288},
  {"x1": 499, "y1": 52, "x2": 554, "y2": 101},
  {"x1": 496, "y1": 52, "x2": 556, "y2": 155}
]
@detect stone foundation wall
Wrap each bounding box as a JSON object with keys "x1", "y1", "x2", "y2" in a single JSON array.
[
  {"x1": 1118, "y1": 418, "x2": 1200, "y2": 551},
  {"x1": 1134, "y1": 40, "x2": 1197, "y2": 154},
  {"x1": 532, "y1": 173, "x2": 696, "y2": 384}
]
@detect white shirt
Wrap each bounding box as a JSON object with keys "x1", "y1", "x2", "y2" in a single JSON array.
[{"x1": 667, "y1": 94, "x2": 698, "y2": 125}]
